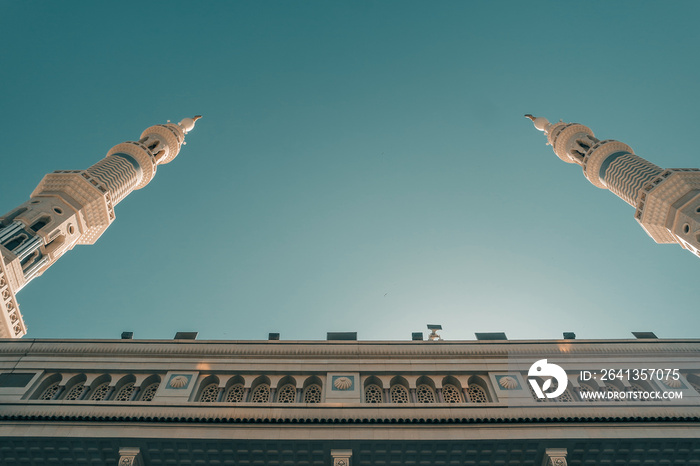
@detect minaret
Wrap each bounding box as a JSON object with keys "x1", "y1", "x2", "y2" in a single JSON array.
[
  {"x1": 0, "y1": 116, "x2": 201, "y2": 338},
  {"x1": 527, "y1": 114, "x2": 700, "y2": 259}
]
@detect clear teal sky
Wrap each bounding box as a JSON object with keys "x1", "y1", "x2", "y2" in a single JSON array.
[{"x1": 1, "y1": 1, "x2": 698, "y2": 341}]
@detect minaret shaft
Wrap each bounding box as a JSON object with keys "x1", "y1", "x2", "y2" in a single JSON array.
[
  {"x1": 529, "y1": 115, "x2": 700, "y2": 259},
  {"x1": 0, "y1": 116, "x2": 200, "y2": 338},
  {"x1": 602, "y1": 153, "x2": 662, "y2": 207}
]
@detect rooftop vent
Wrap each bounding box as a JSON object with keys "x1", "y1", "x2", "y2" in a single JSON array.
[
  {"x1": 412, "y1": 332, "x2": 424, "y2": 341},
  {"x1": 327, "y1": 332, "x2": 357, "y2": 341},
  {"x1": 475, "y1": 332, "x2": 508, "y2": 341},
  {"x1": 121, "y1": 332, "x2": 133, "y2": 340},
  {"x1": 174, "y1": 331, "x2": 198, "y2": 340},
  {"x1": 563, "y1": 332, "x2": 576, "y2": 340},
  {"x1": 268, "y1": 332, "x2": 280, "y2": 340},
  {"x1": 632, "y1": 331, "x2": 658, "y2": 339}
]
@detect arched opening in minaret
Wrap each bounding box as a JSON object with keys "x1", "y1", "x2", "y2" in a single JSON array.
[
  {"x1": 20, "y1": 250, "x2": 40, "y2": 268},
  {"x1": 30, "y1": 216, "x2": 51, "y2": 233},
  {"x1": 576, "y1": 139, "x2": 591, "y2": 152},
  {"x1": 570, "y1": 149, "x2": 585, "y2": 160},
  {"x1": 4, "y1": 233, "x2": 28, "y2": 251}
]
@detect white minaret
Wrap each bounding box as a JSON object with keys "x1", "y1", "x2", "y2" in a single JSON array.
[
  {"x1": 0, "y1": 116, "x2": 201, "y2": 338},
  {"x1": 527, "y1": 114, "x2": 700, "y2": 259}
]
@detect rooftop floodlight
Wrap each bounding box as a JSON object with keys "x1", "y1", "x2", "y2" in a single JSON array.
[{"x1": 427, "y1": 324, "x2": 442, "y2": 341}]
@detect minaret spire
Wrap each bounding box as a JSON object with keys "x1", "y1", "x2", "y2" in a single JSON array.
[
  {"x1": 528, "y1": 115, "x2": 700, "y2": 259},
  {"x1": 0, "y1": 117, "x2": 199, "y2": 338}
]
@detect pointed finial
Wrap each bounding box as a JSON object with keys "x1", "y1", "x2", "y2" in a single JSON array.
[
  {"x1": 178, "y1": 115, "x2": 202, "y2": 134},
  {"x1": 525, "y1": 114, "x2": 551, "y2": 132}
]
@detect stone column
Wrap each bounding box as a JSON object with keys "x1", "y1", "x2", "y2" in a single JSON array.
[
  {"x1": 331, "y1": 449, "x2": 352, "y2": 466},
  {"x1": 435, "y1": 388, "x2": 444, "y2": 403},
  {"x1": 118, "y1": 447, "x2": 143, "y2": 466},
  {"x1": 542, "y1": 447, "x2": 567, "y2": 466}
]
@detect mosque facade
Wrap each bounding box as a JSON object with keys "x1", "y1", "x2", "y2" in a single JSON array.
[{"x1": 0, "y1": 334, "x2": 699, "y2": 464}]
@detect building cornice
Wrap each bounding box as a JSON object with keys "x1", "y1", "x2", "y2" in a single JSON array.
[
  {"x1": 1, "y1": 339, "x2": 699, "y2": 359},
  {"x1": 0, "y1": 402, "x2": 698, "y2": 425}
]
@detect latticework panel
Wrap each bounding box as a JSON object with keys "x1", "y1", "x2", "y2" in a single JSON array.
[
  {"x1": 277, "y1": 384, "x2": 297, "y2": 403},
  {"x1": 577, "y1": 383, "x2": 596, "y2": 402},
  {"x1": 89, "y1": 382, "x2": 110, "y2": 401},
  {"x1": 39, "y1": 382, "x2": 60, "y2": 400},
  {"x1": 416, "y1": 384, "x2": 435, "y2": 403},
  {"x1": 604, "y1": 383, "x2": 624, "y2": 402},
  {"x1": 530, "y1": 379, "x2": 573, "y2": 403},
  {"x1": 251, "y1": 384, "x2": 270, "y2": 403},
  {"x1": 304, "y1": 384, "x2": 322, "y2": 403},
  {"x1": 114, "y1": 382, "x2": 135, "y2": 401},
  {"x1": 199, "y1": 383, "x2": 221, "y2": 402},
  {"x1": 64, "y1": 383, "x2": 86, "y2": 401},
  {"x1": 390, "y1": 384, "x2": 409, "y2": 403},
  {"x1": 364, "y1": 384, "x2": 383, "y2": 403},
  {"x1": 557, "y1": 388, "x2": 575, "y2": 402},
  {"x1": 628, "y1": 383, "x2": 647, "y2": 401},
  {"x1": 441, "y1": 384, "x2": 462, "y2": 403},
  {"x1": 140, "y1": 383, "x2": 159, "y2": 402},
  {"x1": 225, "y1": 384, "x2": 245, "y2": 402},
  {"x1": 467, "y1": 384, "x2": 488, "y2": 403},
  {"x1": 528, "y1": 384, "x2": 546, "y2": 402}
]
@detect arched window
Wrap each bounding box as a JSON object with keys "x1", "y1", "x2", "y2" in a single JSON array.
[
  {"x1": 199, "y1": 383, "x2": 221, "y2": 402},
  {"x1": 556, "y1": 387, "x2": 575, "y2": 402},
  {"x1": 139, "y1": 382, "x2": 159, "y2": 402},
  {"x1": 251, "y1": 383, "x2": 270, "y2": 403},
  {"x1": 40, "y1": 382, "x2": 60, "y2": 400},
  {"x1": 528, "y1": 382, "x2": 546, "y2": 402},
  {"x1": 64, "y1": 383, "x2": 86, "y2": 400},
  {"x1": 277, "y1": 384, "x2": 297, "y2": 403},
  {"x1": 628, "y1": 383, "x2": 647, "y2": 402},
  {"x1": 441, "y1": 384, "x2": 462, "y2": 403},
  {"x1": 390, "y1": 384, "x2": 409, "y2": 403},
  {"x1": 114, "y1": 382, "x2": 136, "y2": 401},
  {"x1": 416, "y1": 384, "x2": 435, "y2": 403},
  {"x1": 89, "y1": 382, "x2": 110, "y2": 401},
  {"x1": 224, "y1": 383, "x2": 245, "y2": 403},
  {"x1": 603, "y1": 383, "x2": 623, "y2": 402},
  {"x1": 577, "y1": 382, "x2": 596, "y2": 402},
  {"x1": 304, "y1": 384, "x2": 322, "y2": 403},
  {"x1": 364, "y1": 384, "x2": 383, "y2": 403},
  {"x1": 467, "y1": 384, "x2": 488, "y2": 403}
]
